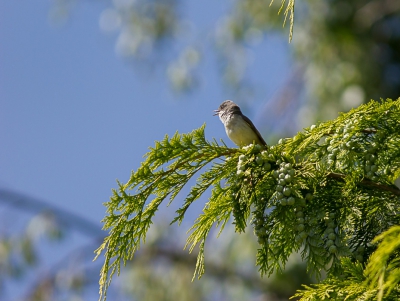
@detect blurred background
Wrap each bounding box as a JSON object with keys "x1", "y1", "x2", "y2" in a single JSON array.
[{"x1": 1, "y1": 0, "x2": 399, "y2": 300}]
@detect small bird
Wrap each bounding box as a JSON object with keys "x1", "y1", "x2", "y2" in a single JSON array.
[{"x1": 214, "y1": 100, "x2": 267, "y2": 147}]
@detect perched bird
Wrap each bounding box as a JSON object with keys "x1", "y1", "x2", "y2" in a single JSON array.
[{"x1": 214, "y1": 100, "x2": 267, "y2": 147}]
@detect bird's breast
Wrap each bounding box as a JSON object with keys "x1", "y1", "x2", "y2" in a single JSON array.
[{"x1": 224, "y1": 115, "x2": 261, "y2": 147}]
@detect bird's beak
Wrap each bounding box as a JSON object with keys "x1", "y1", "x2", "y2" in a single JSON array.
[{"x1": 213, "y1": 109, "x2": 219, "y2": 116}]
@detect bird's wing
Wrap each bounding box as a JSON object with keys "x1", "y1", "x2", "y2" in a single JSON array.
[{"x1": 242, "y1": 114, "x2": 267, "y2": 146}]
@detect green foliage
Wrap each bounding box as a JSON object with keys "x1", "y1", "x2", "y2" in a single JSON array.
[
  {"x1": 95, "y1": 125, "x2": 237, "y2": 299},
  {"x1": 294, "y1": 226, "x2": 400, "y2": 301},
  {"x1": 365, "y1": 226, "x2": 400, "y2": 300},
  {"x1": 271, "y1": 0, "x2": 295, "y2": 41},
  {"x1": 96, "y1": 99, "x2": 400, "y2": 300},
  {"x1": 292, "y1": 258, "x2": 378, "y2": 300}
]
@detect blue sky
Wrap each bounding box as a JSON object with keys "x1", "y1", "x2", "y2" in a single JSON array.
[
  {"x1": 1, "y1": 0, "x2": 290, "y2": 223},
  {"x1": 0, "y1": 0, "x2": 290, "y2": 298}
]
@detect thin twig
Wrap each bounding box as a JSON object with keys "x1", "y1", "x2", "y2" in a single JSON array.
[{"x1": 327, "y1": 172, "x2": 400, "y2": 196}]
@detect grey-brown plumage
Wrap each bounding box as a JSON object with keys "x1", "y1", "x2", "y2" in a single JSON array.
[{"x1": 214, "y1": 100, "x2": 267, "y2": 147}]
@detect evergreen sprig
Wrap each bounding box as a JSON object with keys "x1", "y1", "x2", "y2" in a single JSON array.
[
  {"x1": 294, "y1": 226, "x2": 400, "y2": 301},
  {"x1": 95, "y1": 125, "x2": 238, "y2": 300},
  {"x1": 365, "y1": 225, "x2": 400, "y2": 300},
  {"x1": 270, "y1": 0, "x2": 296, "y2": 41},
  {"x1": 292, "y1": 258, "x2": 379, "y2": 300},
  {"x1": 96, "y1": 99, "x2": 400, "y2": 301}
]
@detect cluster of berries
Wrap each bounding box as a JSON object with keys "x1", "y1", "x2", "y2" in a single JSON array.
[
  {"x1": 273, "y1": 162, "x2": 296, "y2": 206},
  {"x1": 254, "y1": 209, "x2": 267, "y2": 245},
  {"x1": 324, "y1": 212, "x2": 337, "y2": 253},
  {"x1": 294, "y1": 193, "x2": 312, "y2": 243},
  {"x1": 364, "y1": 144, "x2": 378, "y2": 180},
  {"x1": 236, "y1": 150, "x2": 272, "y2": 177}
]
